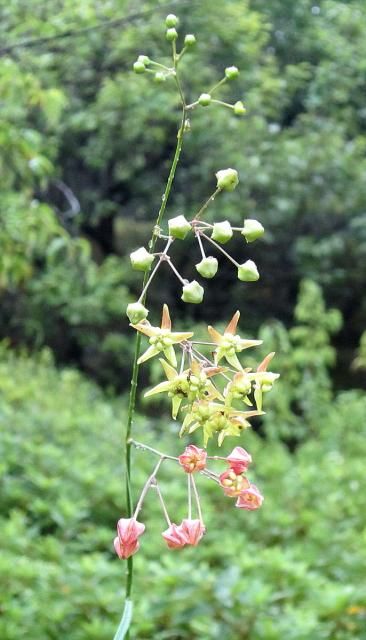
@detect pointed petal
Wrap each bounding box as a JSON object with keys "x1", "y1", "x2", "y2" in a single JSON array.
[
  {"x1": 159, "y1": 358, "x2": 178, "y2": 381},
  {"x1": 172, "y1": 396, "x2": 182, "y2": 419},
  {"x1": 188, "y1": 422, "x2": 201, "y2": 434},
  {"x1": 224, "y1": 351, "x2": 243, "y2": 370},
  {"x1": 215, "y1": 348, "x2": 226, "y2": 364},
  {"x1": 237, "y1": 339, "x2": 263, "y2": 351},
  {"x1": 161, "y1": 304, "x2": 171, "y2": 330},
  {"x1": 207, "y1": 326, "x2": 223, "y2": 344},
  {"x1": 137, "y1": 345, "x2": 160, "y2": 364},
  {"x1": 132, "y1": 322, "x2": 157, "y2": 338},
  {"x1": 254, "y1": 387, "x2": 263, "y2": 411},
  {"x1": 163, "y1": 345, "x2": 177, "y2": 367},
  {"x1": 144, "y1": 380, "x2": 172, "y2": 397},
  {"x1": 204, "y1": 366, "x2": 225, "y2": 378},
  {"x1": 257, "y1": 351, "x2": 275, "y2": 372},
  {"x1": 217, "y1": 430, "x2": 226, "y2": 447},
  {"x1": 243, "y1": 396, "x2": 253, "y2": 407},
  {"x1": 224, "y1": 310, "x2": 240, "y2": 335},
  {"x1": 231, "y1": 409, "x2": 264, "y2": 418},
  {"x1": 180, "y1": 417, "x2": 197, "y2": 437},
  {"x1": 170, "y1": 331, "x2": 194, "y2": 343},
  {"x1": 203, "y1": 425, "x2": 211, "y2": 447}
]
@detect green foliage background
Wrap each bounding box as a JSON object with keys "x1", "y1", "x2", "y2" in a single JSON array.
[{"x1": 0, "y1": 0, "x2": 366, "y2": 638}]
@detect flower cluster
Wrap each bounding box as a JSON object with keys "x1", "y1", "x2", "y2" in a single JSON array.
[
  {"x1": 127, "y1": 15, "x2": 264, "y2": 318},
  {"x1": 132, "y1": 308, "x2": 278, "y2": 446},
  {"x1": 114, "y1": 443, "x2": 263, "y2": 560},
  {"x1": 133, "y1": 14, "x2": 246, "y2": 117},
  {"x1": 126, "y1": 167, "x2": 265, "y2": 322}
]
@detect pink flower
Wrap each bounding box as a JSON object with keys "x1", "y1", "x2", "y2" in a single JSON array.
[
  {"x1": 178, "y1": 444, "x2": 207, "y2": 473},
  {"x1": 162, "y1": 523, "x2": 187, "y2": 549},
  {"x1": 226, "y1": 446, "x2": 252, "y2": 474},
  {"x1": 219, "y1": 469, "x2": 250, "y2": 497},
  {"x1": 180, "y1": 519, "x2": 205, "y2": 546},
  {"x1": 235, "y1": 484, "x2": 264, "y2": 510},
  {"x1": 113, "y1": 517, "x2": 145, "y2": 559},
  {"x1": 162, "y1": 519, "x2": 206, "y2": 549}
]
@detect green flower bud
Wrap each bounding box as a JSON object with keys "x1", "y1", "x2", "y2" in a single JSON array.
[
  {"x1": 216, "y1": 168, "x2": 239, "y2": 191},
  {"x1": 237, "y1": 260, "x2": 260, "y2": 282},
  {"x1": 130, "y1": 247, "x2": 155, "y2": 271},
  {"x1": 195, "y1": 256, "x2": 218, "y2": 279},
  {"x1": 138, "y1": 55, "x2": 150, "y2": 66},
  {"x1": 211, "y1": 221, "x2": 233, "y2": 244},
  {"x1": 126, "y1": 302, "x2": 149, "y2": 324},
  {"x1": 166, "y1": 27, "x2": 178, "y2": 42},
  {"x1": 154, "y1": 72, "x2": 166, "y2": 83},
  {"x1": 168, "y1": 214, "x2": 191, "y2": 240},
  {"x1": 241, "y1": 219, "x2": 264, "y2": 243},
  {"x1": 233, "y1": 100, "x2": 246, "y2": 116},
  {"x1": 198, "y1": 93, "x2": 212, "y2": 106},
  {"x1": 184, "y1": 34, "x2": 196, "y2": 47},
  {"x1": 225, "y1": 66, "x2": 239, "y2": 80},
  {"x1": 181, "y1": 280, "x2": 204, "y2": 304},
  {"x1": 165, "y1": 13, "x2": 178, "y2": 28},
  {"x1": 133, "y1": 60, "x2": 146, "y2": 74}
]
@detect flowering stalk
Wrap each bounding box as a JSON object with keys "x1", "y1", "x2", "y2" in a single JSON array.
[
  {"x1": 122, "y1": 56, "x2": 187, "y2": 640},
  {"x1": 115, "y1": 12, "x2": 279, "y2": 639}
]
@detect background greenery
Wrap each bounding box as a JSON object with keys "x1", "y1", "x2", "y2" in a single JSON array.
[{"x1": 1, "y1": 0, "x2": 365, "y2": 638}]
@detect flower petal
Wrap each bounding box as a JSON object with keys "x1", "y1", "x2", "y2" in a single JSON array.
[
  {"x1": 163, "y1": 345, "x2": 177, "y2": 367},
  {"x1": 137, "y1": 345, "x2": 160, "y2": 364},
  {"x1": 257, "y1": 351, "x2": 275, "y2": 372},
  {"x1": 161, "y1": 304, "x2": 172, "y2": 330},
  {"x1": 207, "y1": 326, "x2": 223, "y2": 344},
  {"x1": 224, "y1": 310, "x2": 240, "y2": 335}
]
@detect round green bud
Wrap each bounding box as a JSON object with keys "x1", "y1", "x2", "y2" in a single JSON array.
[
  {"x1": 241, "y1": 219, "x2": 264, "y2": 243},
  {"x1": 184, "y1": 34, "x2": 196, "y2": 47},
  {"x1": 237, "y1": 260, "x2": 260, "y2": 282},
  {"x1": 133, "y1": 60, "x2": 146, "y2": 74},
  {"x1": 138, "y1": 55, "x2": 150, "y2": 66},
  {"x1": 166, "y1": 27, "x2": 178, "y2": 42},
  {"x1": 154, "y1": 71, "x2": 166, "y2": 83},
  {"x1": 225, "y1": 66, "x2": 239, "y2": 80},
  {"x1": 130, "y1": 247, "x2": 155, "y2": 271},
  {"x1": 181, "y1": 280, "x2": 204, "y2": 304},
  {"x1": 165, "y1": 13, "x2": 178, "y2": 28},
  {"x1": 198, "y1": 93, "x2": 212, "y2": 106},
  {"x1": 234, "y1": 100, "x2": 246, "y2": 116},
  {"x1": 216, "y1": 168, "x2": 239, "y2": 191},
  {"x1": 211, "y1": 221, "x2": 233, "y2": 244},
  {"x1": 195, "y1": 256, "x2": 218, "y2": 279},
  {"x1": 126, "y1": 302, "x2": 149, "y2": 324},
  {"x1": 168, "y1": 214, "x2": 191, "y2": 240}
]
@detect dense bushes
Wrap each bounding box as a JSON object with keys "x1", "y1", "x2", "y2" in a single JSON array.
[{"x1": 1, "y1": 343, "x2": 366, "y2": 639}]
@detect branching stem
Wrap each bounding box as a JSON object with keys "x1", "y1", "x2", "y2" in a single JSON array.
[{"x1": 199, "y1": 232, "x2": 240, "y2": 267}]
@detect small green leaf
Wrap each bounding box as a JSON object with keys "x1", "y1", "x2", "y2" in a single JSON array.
[{"x1": 113, "y1": 599, "x2": 133, "y2": 640}]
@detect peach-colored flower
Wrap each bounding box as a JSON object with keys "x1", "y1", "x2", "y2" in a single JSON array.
[
  {"x1": 114, "y1": 517, "x2": 145, "y2": 559},
  {"x1": 180, "y1": 519, "x2": 206, "y2": 546},
  {"x1": 219, "y1": 469, "x2": 250, "y2": 497},
  {"x1": 235, "y1": 484, "x2": 264, "y2": 510},
  {"x1": 162, "y1": 523, "x2": 187, "y2": 549},
  {"x1": 162, "y1": 519, "x2": 205, "y2": 549},
  {"x1": 226, "y1": 446, "x2": 252, "y2": 474},
  {"x1": 178, "y1": 444, "x2": 207, "y2": 473}
]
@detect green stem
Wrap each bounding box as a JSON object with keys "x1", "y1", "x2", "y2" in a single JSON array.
[
  {"x1": 122, "y1": 104, "x2": 187, "y2": 633},
  {"x1": 193, "y1": 188, "x2": 221, "y2": 220}
]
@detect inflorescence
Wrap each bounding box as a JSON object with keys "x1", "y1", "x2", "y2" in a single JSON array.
[{"x1": 115, "y1": 13, "x2": 279, "y2": 562}]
